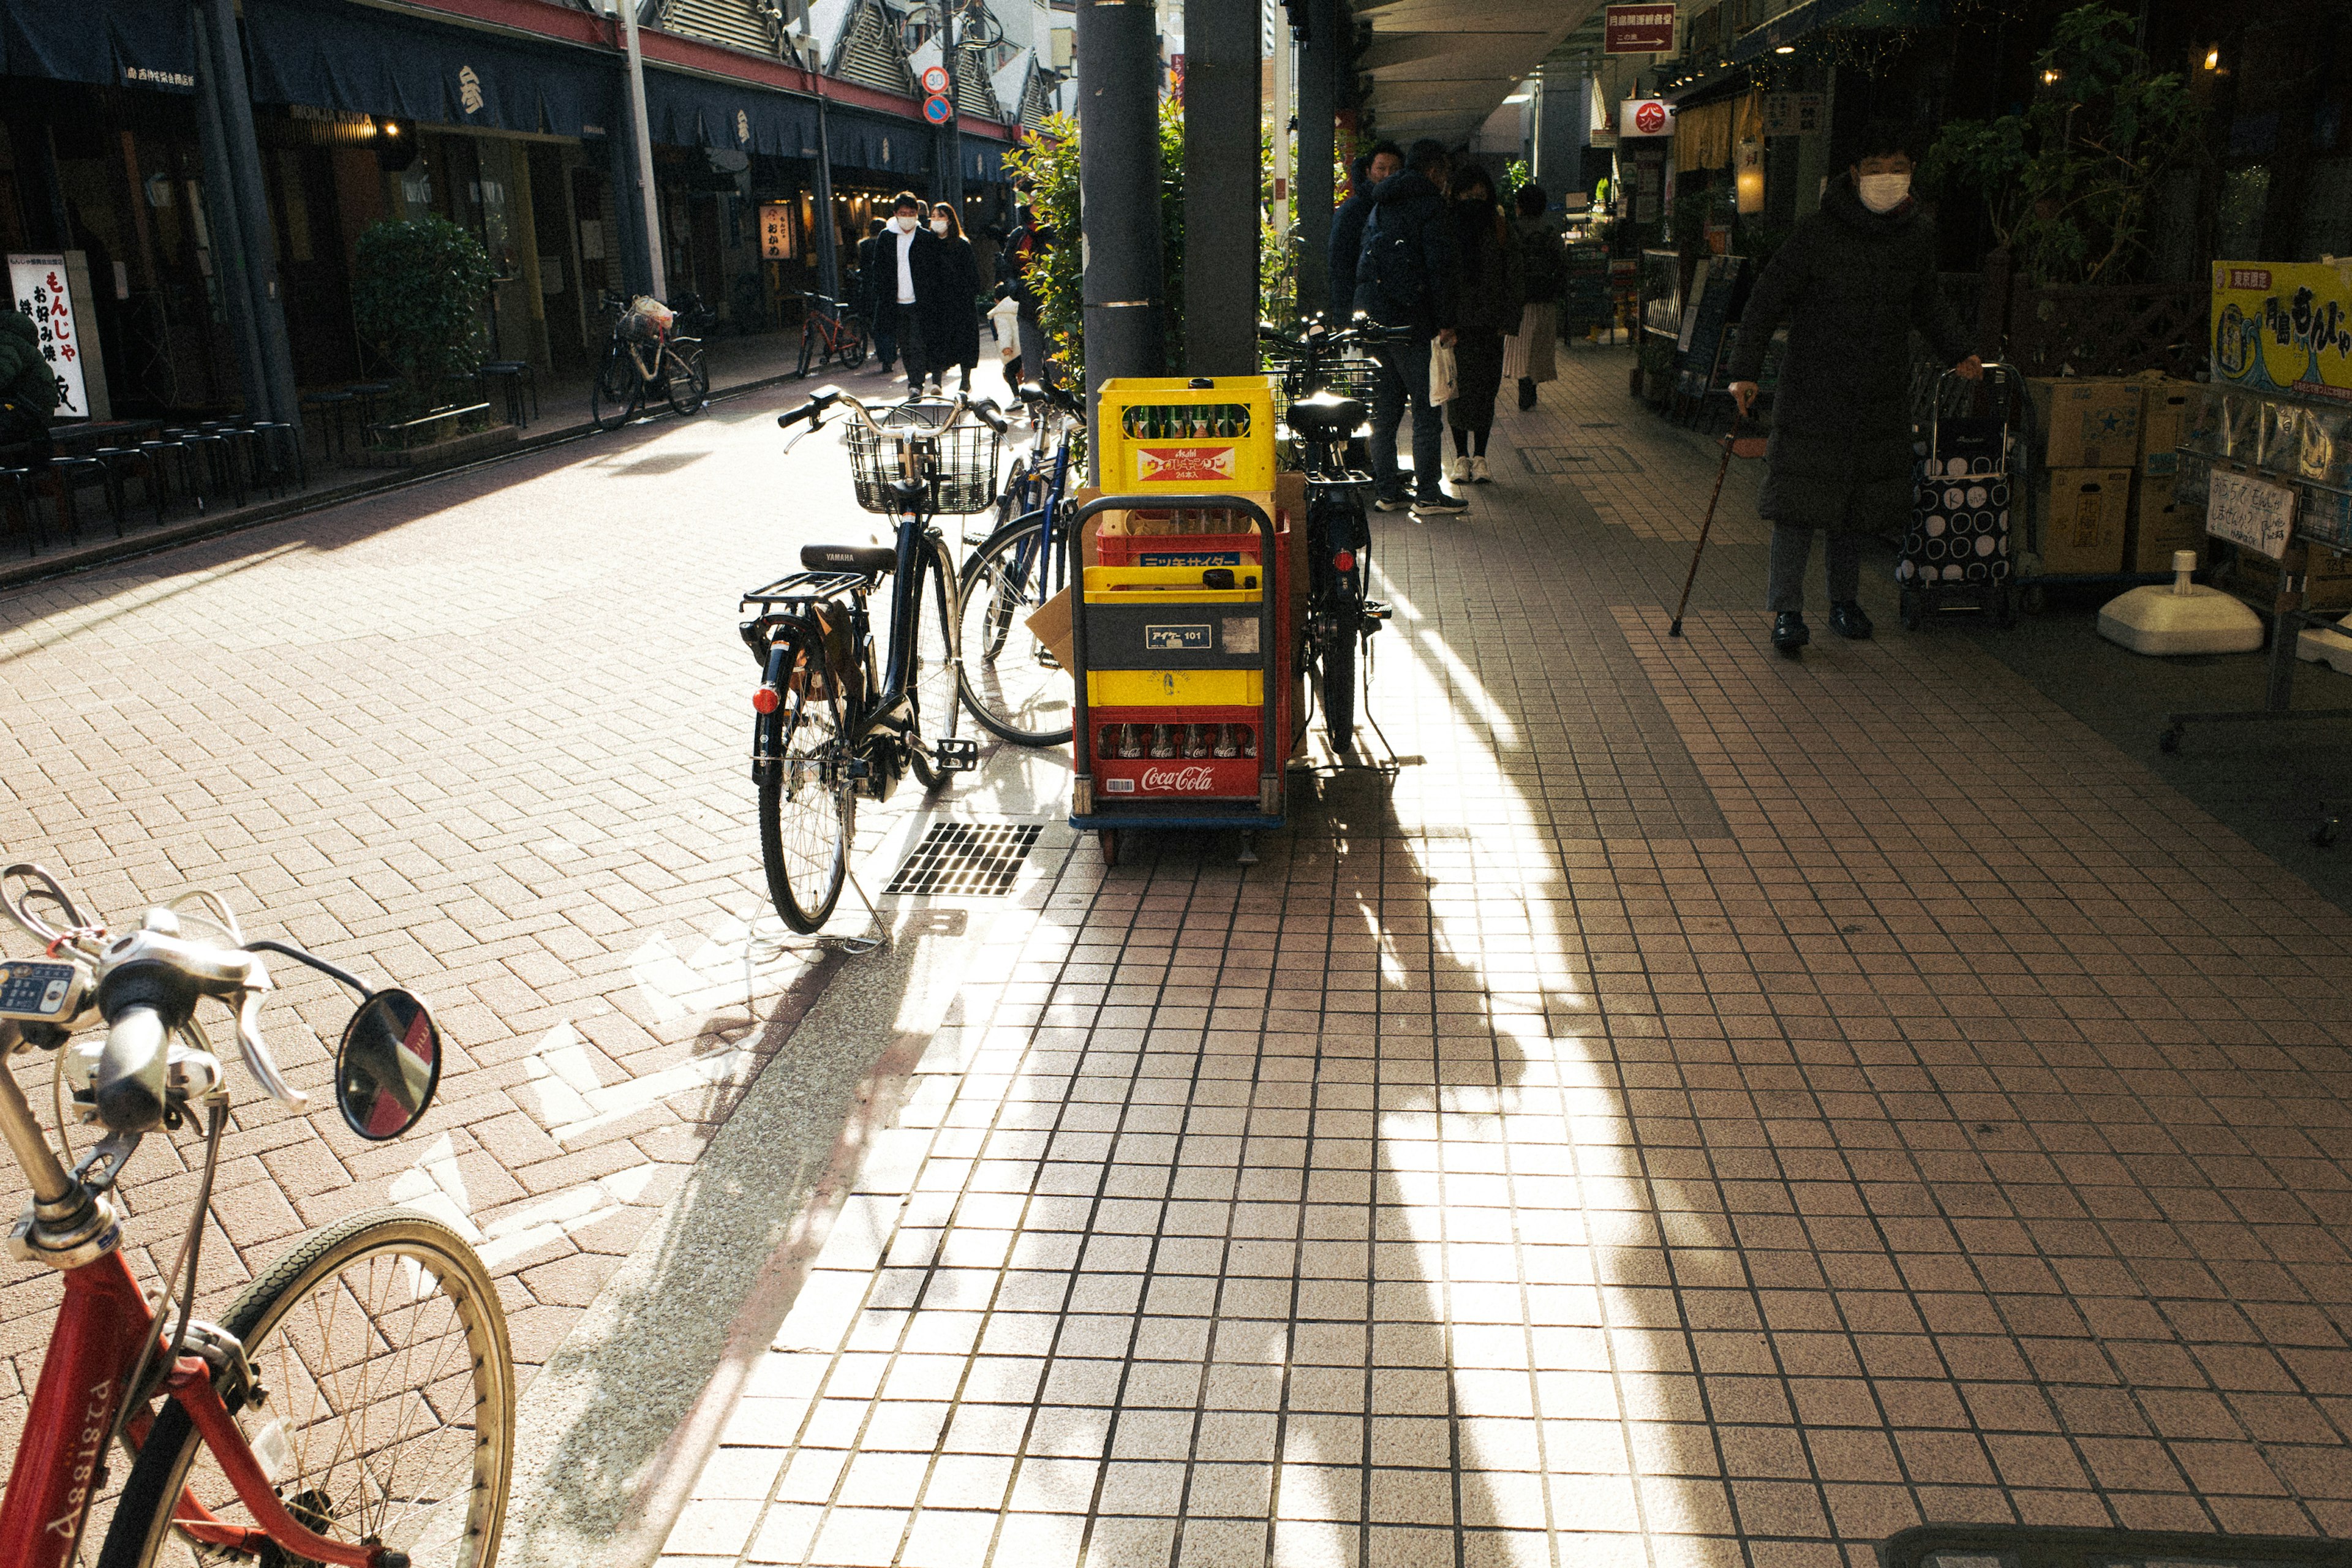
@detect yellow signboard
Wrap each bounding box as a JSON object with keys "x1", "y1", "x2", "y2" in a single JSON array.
[
  {"x1": 2211, "y1": 260, "x2": 2352, "y2": 404},
  {"x1": 760, "y1": 202, "x2": 794, "y2": 261}
]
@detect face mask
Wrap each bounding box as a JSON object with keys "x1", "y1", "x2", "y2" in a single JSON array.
[
  {"x1": 1856, "y1": 172, "x2": 1911, "y2": 213},
  {"x1": 893, "y1": 214, "x2": 916, "y2": 233},
  {"x1": 930, "y1": 219, "x2": 951, "y2": 236}
]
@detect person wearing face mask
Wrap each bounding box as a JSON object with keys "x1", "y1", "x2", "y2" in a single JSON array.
[
  {"x1": 1441, "y1": 164, "x2": 1522, "y2": 486},
  {"x1": 1353, "y1": 138, "x2": 1467, "y2": 516},
  {"x1": 924, "y1": 203, "x2": 985, "y2": 396},
  {"x1": 1726, "y1": 120, "x2": 1981, "y2": 658},
  {"x1": 881, "y1": 191, "x2": 951, "y2": 396}
]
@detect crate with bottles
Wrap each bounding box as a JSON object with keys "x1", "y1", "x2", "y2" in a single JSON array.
[
  {"x1": 1086, "y1": 704, "x2": 1287, "y2": 802},
  {"x1": 1097, "y1": 375, "x2": 1277, "y2": 494}
]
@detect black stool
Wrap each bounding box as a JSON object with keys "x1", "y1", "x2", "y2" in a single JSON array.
[
  {"x1": 247, "y1": 420, "x2": 306, "y2": 496},
  {"x1": 302, "y1": 390, "x2": 355, "y2": 462},
  {"x1": 207, "y1": 422, "x2": 261, "y2": 498},
  {"x1": 0, "y1": 467, "x2": 40, "y2": 556},
  {"x1": 31, "y1": 456, "x2": 113, "y2": 544},
  {"x1": 94, "y1": 447, "x2": 165, "y2": 531},
  {"x1": 345, "y1": 383, "x2": 394, "y2": 450},
  {"x1": 476, "y1": 361, "x2": 538, "y2": 429}
]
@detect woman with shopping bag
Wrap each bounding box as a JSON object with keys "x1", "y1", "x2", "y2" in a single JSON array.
[
  {"x1": 1442, "y1": 164, "x2": 1522, "y2": 485},
  {"x1": 1503, "y1": 183, "x2": 1567, "y2": 410}
]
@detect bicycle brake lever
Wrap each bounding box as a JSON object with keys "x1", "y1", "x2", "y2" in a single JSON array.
[{"x1": 233, "y1": 985, "x2": 307, "y2": 1113}]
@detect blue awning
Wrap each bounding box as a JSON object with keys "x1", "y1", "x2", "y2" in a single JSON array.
[
  {"x1": 1, "y1": 0, "x2": 198, "y2": 92},
  {"x1": 244, "y1": 0, "x2": 616, "y2": 136},
  {"x1": 642, "y1": 68, "x2": 819, "y2": 157},
  {"x1": 962, "y1": 137, "x2": 1006, "y2": 184},
  {"x1": 826, "y1": 105, "x2": 930, "y2": 177}
]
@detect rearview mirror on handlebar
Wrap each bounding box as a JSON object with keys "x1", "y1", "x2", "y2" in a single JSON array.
[{"x1": 336, "y1": 989, "x2": 442, "y2": 1140}]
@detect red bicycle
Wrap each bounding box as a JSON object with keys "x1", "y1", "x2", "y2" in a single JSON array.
[{"x1": 0, "y1": 864, "x2": 513, "y2": 1567}]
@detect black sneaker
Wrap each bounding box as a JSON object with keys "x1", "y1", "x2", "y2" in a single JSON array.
[
  {"x1": 1517, "y1": 377, "x2": 1537, "y2": 410},
  {"x1": 1773, "y1": 612, "x2": 1809, "y2": 658},
  {"x1": 1412, "y1": 492, "x2": 1469, "y2": 515},
  {"x1": 1828, "y1": 601, "x2": 1874, "y2": 639},
  {"x1": 1373, "y1": 494, "x2": 1412, "y2": 513}
]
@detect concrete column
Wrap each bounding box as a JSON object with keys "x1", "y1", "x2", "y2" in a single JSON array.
[
  {"x1": 198, "y1": 0, "x2": 300, "y2": 421},
  {"x1": 1180, "y1": 0, "x2": 1257, "y2": 375},
  {"x1": 1295, "y1": 0, "x2": 1336, "y2": 317},
  {"x1": 1077, "y1": 0, "x2": 1166, "y2": 427}
]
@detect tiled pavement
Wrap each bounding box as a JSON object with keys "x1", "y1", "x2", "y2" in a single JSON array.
[{"x1": 657, "y1": 349, "x2": 2352, "y2": 1568}]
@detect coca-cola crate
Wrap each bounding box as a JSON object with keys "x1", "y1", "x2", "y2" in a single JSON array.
[{"x1": 1086, "y1": 704, "x2": 1267, "y2": 801}]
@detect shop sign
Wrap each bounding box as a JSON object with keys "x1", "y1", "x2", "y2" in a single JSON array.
[
  {"x1": 760, "y1": 202, "x2": 794, "y2": 260},
  {"x1": 1619, "y1": 99, "x2": 1675, "y2": 138},
  {"x1": 736, "y1": 110, "x2": 752, "y2": 145},
  {"x1": 7, "y1": 255, "x2": 88, "y2": 420},
  {"x1": 2212, "y1": 260, "x2": 2352, "y2": 404},
  {"x1": 457, "y1": 65, "x2": 484, "y2": 117},
  {"x1": 1762, "y1": 92, "x2": 1823, "y2": 136},
  {"x1": 1604, "y1": 4, "x2": 1676, "y2": 53},
  {"x1": 2206, "y1": 469, "x2": 2296, "y2": 560},
  {"x1": 1134, "y1": 444, "x2": 1237, "y2": 484}
]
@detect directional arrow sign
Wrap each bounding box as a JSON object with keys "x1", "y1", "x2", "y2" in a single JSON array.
[
  {"x1": 923, "y1": 93, "x2": 952, "y2": 125},
  {"x1": 921, "y1": 64, "x2": 949, "y2": 96}
]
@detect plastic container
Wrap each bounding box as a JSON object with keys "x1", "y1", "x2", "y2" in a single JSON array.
[
  {"x1": 2097, "y1": 550, "x2": 2265, "y2": 655},
  {"x1": 1097, "y1": 376, "x2": 1278, "y2": 493},
  {"x1": 2297, "y1": 616, "x2": 2352, "y2": 676}
]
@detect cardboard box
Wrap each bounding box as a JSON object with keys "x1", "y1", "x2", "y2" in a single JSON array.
[
  {"x1": 2135, "y1": 374, "x2": 2200, "y2": 474},
  {"x1": 2228, "y1": 541, "x2": 2352, "y2": 612},
  {"x1": 2035, "y1": 467, "x2": 2133, "y2": 575},
  {"x1": 2126, "y1": 473, "x2": 2206, "y2": 573},
  {"x1": 2029, "y1": 377, "x2": 2144, "y2": 469}
]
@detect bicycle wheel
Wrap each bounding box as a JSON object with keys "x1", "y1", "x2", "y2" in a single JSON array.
[
  {"x1": 666, "y1": 344, "x2": 709, "y2": 415},
  {"x1": 798, "y1": 319, "x2": 818, "y2": 379},
  {"x1": 758, "y1": 624, "x2": 853, "y2": 932},
  {"x1": 1321, "y1": 615, "x2": 1359, "y2": 752},
  {"x1": 592, "y1": 352, "x2": 643, "y2": 432},
  {"x1": 840, "y1": 318, "x2": 869, "y2": 370},
  {"x1": 99, "y1": 1210, "x2": 513, "y2": 1568},
  {"x1": 957, "y1": 515, "x2": 1074, "y2": 747},
  {"x1": 906, "y1": 533, "x2": 963, "y2": 790}
]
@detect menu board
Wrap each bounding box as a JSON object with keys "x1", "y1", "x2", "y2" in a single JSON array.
[
  {"x1": 2205, "y1": 468, "x2": 2296, "y2": 560},
  {"x1": 6, "y1": 254, "x2": 88, "y2": 419}
]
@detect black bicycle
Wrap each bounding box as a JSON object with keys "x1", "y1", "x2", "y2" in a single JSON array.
[
  {"x1": 1258, "y1": 317, "x2": 1412, "y2": 751},
  {"x1": 954, "y1": 377, "x2": 1087, "y2": 746},
  {"x1": 739, "y1": 386, "x2": 1005, "y2": 932},
  {"x1": 592, "y1": 291, "x2": 710, "y2": 431}
]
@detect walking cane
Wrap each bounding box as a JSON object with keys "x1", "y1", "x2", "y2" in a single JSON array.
[{"x1": 1667, "y1": 415, "x2": 1766, "y2": 638}]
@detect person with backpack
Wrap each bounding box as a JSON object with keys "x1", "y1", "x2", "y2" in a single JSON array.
[
  {"x1": 0, "y1": 309, "x2": 59, "y2": 460},
  {"x1": 1352, "y1": 138, "x2": 1466, "y2": 516},
  {"x1": 1503, "y1": 183, "x2": 1568, "y2": 411},
  {"x1": 1442, "y1": 164, "x2": 1521, "y2": 485},
  {"x1": 1329, "y1": 141, "x2": 1401, "y2": 323}
]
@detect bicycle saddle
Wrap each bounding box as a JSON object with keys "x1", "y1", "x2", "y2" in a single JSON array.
[
  {"x1": 802, "y1": 543, "x2": 897, "y2": 576},
  {"x1": 1287, "y1": 392, "x2": 1366, "y2": 436}
]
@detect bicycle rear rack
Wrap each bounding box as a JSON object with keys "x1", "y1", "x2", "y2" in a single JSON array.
[{"x1": 740, "y1": 571, "x2": 872, "y2": 612}]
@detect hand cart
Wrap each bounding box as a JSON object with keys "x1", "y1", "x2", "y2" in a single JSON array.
[
  {"x1": 1899, "y1": 362, "x2": 2024, "y2": 629},
  {"x1": 1067, "y1": 492, "x2": 1289, "y2": 866}
]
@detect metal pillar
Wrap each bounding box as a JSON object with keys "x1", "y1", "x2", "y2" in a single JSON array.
[
  {"x1": 189, "y1": 3, "x2": 268, "y2": 421},
  {"x1": 1295, "y1": 0, "x2": 1337, "y2": 317},
  {"x1": 618, "y1": 0, "x2": 666, "y2": 300},
  {"x1": 939, "y1": 3, "x2": 965, "y2": 217},
  {"x1": 202, "y1": 0, "x2": 300, "y2": 423},
  {"x1": 813, "y1": 90, "x2": 843, "y2": 301},
  {"x1": 1180, "y1": 0, "x2": 1258, "y2": 375},
  {"x1": 1077, "y1": 0, "x2": 1165, "y2": 453}
]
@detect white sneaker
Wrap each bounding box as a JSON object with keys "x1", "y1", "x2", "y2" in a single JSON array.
[
  {"x1": 1446, "y1": 454, "x2": 1471, "y2": 483},
  {"x1": 1470, "y1": 455, "x2": 1492, "y2": 484}
]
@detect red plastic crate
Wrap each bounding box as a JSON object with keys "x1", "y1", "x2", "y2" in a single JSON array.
[{"x1": 1086, "y1": 703, "x2": 1275, "y2": 802}]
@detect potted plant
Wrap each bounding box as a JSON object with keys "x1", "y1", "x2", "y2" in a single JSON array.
[{"x1": 350, "y1": 217, "x2": 507, "y2": 462}]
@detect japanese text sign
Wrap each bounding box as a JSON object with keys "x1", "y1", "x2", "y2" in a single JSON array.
[
  {"x1": 1604, "y1": 4, "x2": 1676, "y2": 53},
  {"x1": 2206, "y1": 469, "x2": 2296, "y2": 560},
  {"x1": 7, "y1": 254, "x2": 88, "y2": 419},
  {"x1": 760, "y1": 202, "x2": 794, "y2": 260},
  {"x1": 2211, "y1": 260, "x2": 2352, "y2": 404}
]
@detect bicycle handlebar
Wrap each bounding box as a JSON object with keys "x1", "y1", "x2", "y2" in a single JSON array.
[
  {"x1": 973, "y1": 401, "x2": 1009, "y2": 435},
  {"x1": 1259, "y1": 316, "x2": 1416, "y2": 353},
  {"x1": 779, "y1": 386, "x2": 844, "y2": 430}
]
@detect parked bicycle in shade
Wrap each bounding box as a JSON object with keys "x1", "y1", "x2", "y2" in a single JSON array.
[
  {"x1": 954, "y1": 376, "x2": 1087, "y2": 747},
  {"x1": 592, "y1": 290, "x2": 710, "y2": 431},
  {"x1": 792, "y1": 292, "x2": 870, "y2": 378},
  {"x1": 0, "y1": 863, "x2": 511, "y2": 1567}
]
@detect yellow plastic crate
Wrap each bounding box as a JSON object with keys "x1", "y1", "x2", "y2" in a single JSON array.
[
  {"x1": 1098, "y1": 375, "x2": 1277, "y2": 493},
  {"x1": 1081, "y1": 564, "x2": 1264, "y2": 601},
  {"x1": 1087, "y1": 669, "x2": 1265, "y2": 706}
]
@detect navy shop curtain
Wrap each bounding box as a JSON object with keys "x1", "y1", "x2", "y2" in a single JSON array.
[
  {"x1": 826, "y1": 105, "x2": 928, "y2": 179},
  {"x1": 244, "y1": 0, "x2": 614, "y2": 137},
  {"x1": 1, "y1": 0, "x2": 198, "y2": 92},
  {"x1": 641, "y1": 68, "x2": 817, "y2": 158}
]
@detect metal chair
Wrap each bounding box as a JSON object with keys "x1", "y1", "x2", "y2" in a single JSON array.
[{"x1": 475, "y1": 361, "x2": 538, "y2": 429}]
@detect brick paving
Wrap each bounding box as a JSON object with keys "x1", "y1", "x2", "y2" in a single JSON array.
[{"x1": 655, "y1": 345, "x2": 2352, "y2": 1568}]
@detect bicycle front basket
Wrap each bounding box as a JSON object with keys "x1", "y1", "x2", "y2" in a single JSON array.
[{"x1": 845, "y1": 412, "x2": 1004, "y2": 515}]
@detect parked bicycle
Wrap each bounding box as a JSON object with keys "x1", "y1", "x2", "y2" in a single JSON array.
[
  {"x1": 592, "y1": 290, "x2": 710, "y2": 431},
  {"x1": 955, "y1": 377, "x2": 1087, "y2": 747},
  {"x1": 1258, "y1": 317, "x2": 1414, "y2": 751},
  {"x1": 793, "y1": 292, "x2": 870, "y2": 378},
  {"x1": 0, "y1": 863, "x2": 510, "y2": 1568},
  {"x1": 741, "y1": 386, "x2": 1006, "y2": 932}
]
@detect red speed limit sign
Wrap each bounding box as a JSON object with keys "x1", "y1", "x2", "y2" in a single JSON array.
[{"x1": 921, "y1": 65, "x2": 949, "y2": 95}]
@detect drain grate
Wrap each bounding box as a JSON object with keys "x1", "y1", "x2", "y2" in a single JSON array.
[
  {"x1": 883, "y1": 822, "x2": 1042, "y2": 897},
  {"x1": 1518, "y1": 443, "x2": 1643, "y2": 476}
]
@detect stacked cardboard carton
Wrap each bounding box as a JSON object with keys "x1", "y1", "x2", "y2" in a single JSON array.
[{"x1": 2026, "y1": 374, "x2": 2207, "y2": 575}]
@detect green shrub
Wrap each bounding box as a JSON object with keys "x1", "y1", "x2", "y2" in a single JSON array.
[{"x1": 350, "y1": 218, "x2": 497, "y2": 415}]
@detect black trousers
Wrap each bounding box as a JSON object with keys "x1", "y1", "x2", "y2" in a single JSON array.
[{"x1": 892, "y1": 304, "x2": 931, "y2": 390}]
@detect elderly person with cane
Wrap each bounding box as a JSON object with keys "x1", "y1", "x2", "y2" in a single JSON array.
[{"x1": 1727, "y1": 119, "x2": 1980, "y2": 658}]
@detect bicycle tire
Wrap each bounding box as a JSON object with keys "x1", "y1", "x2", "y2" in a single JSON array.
[
  {"x1": 98, "y1": 1208, "x2": 513, "y2": 1568},
  {"x1": 840, "y1": 320, "x2": 869, "y2": 370},
  {"x1": 1321, "y1": 617, "x2": 1358, "y2": 752},
  {"x1": 797, "y1": 320, "x2": 818, "y2": 379},
  {"x1": 666, "y1": 344, "x2": 709, "y2": 415},
  {"x1": 957, "y1": 515, "x2": 1073, "y2": 747},
  {"x1": 758, "y1": 624, "x2": 852, "y2": 932},
  {"x1": 905, "y1": 533, "x2": 963, "y2": 790}
]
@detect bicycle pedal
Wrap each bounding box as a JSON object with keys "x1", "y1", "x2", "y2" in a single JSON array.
[
  {"x1": 933, "y1": 739, "x2": 981, "y2": 772},
  {"x1": 1363, "y1": 600, "x2": 1393, "y2": 627}
]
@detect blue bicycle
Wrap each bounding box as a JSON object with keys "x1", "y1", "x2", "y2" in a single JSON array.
[{"x1": 954, "y1": 378, "x2": 1086, "y2": 745}]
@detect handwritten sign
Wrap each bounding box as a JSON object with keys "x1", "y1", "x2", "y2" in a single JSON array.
[
  {"x1": 2206, "y1": 467, "x2": 2296, "y2": 560},
  {"x1": 7, "y1": 254, "x2": 88, "y2": 419}
]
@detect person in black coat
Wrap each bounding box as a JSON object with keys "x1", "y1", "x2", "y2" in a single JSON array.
[
  {"x1": 1728, "y1": 120, "x2": 1981, "y2": 657},
  {"x1": 1328, "y1": 141, "x2": 1400, "y2": 322},
  {"x1": 1442, "y1": 164, "x2": 1521, "y2": 485},
  {"x1": 927, "y1": 202, "x2": 985, "y2": 394},
  {"x1": 853, "y1": 218, "x2": 895, "y2": 374},
  {"x1": 874, "y1": 190, "x2": 959, "y2": 395},
  {"x1": 1352, "y1": 138, "x2": 1466, "y2": 515}
]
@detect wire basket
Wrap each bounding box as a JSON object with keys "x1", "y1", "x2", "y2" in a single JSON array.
[
  {"x1": 1262, "y1": 344, "x2": 1384, "y2": 426},
  {"x1": 845, "y1": 413, "x2": 1003, "y2": 515}
]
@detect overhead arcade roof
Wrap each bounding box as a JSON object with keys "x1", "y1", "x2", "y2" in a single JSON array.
[{"x1": 1348, "y1": 0, "x2": 1613, "y2": 149}]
